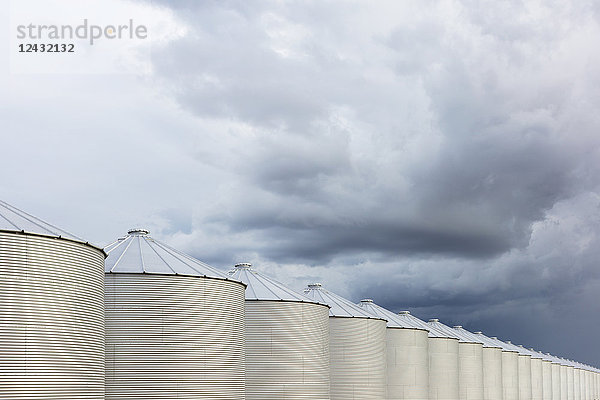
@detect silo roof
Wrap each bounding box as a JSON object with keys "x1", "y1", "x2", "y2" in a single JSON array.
[
  {"x1": 472, "y1": 331, "x2": 504, "y2": 349},
  {"x1": 515, "y1": 344, "x2": 544, "y2": 360},
  {"x1": 451, "y1": 326, "x2": 485, "y2": 345},
  {"x1": 228, "y1": 263, "x2": 324, "y2": 305},
  {"x1": 358, "y1": 300, "x2": 429, "y2": 332},
  {"x1": 105, "y1": 229, "x2": 240, "y2": 283},
  {"x1": 0, "y1": 199, "x2": 102, "y2": 251},
  {"x1": 426, "y1": 319, "x2": 461, "y2": 340},
  {"x1": 303, "y1": 284, "x2": 385, "y2": 320}
]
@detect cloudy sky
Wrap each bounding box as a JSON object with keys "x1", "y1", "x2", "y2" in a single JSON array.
[{"x1": 2, "y1": 0, "x2": 600, "y2": 364}]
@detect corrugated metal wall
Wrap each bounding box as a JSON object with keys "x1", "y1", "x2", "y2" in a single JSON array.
[
  {"x1": 428, "y1": 337, "x2": 460, "y2": 400},
  {"x1": 0, "y1": 232, "x2": 105, "y2": 399},
  {"x1": 457, "y1": 342, "x2": 484, "y2": 400},
  {"x1": 551, "y1": 363, "x2": 561, "y2": 400},
  {"x1": 105, "y1": 274, "x2": 245, "y2": 399},
  {"x1": 244, "y1": 301, "x2": 330, "y2": 399},
  {"x1": 386, "y1": 328, "x2": 429, "y2": 400},
  {"x1": 329, "y1": 317, "x2": 387, "y2": 399},
  {"x1": 501, "y1": 351, "x2": 519, "y2": 400},
  {"x1": 481, "y1": 347, "x2": 503, "y2": 400},
  {"x1": 530, "y1": 357, "x2": 543, "y2": 400},
  {"x1": 542, "y1": 360, "x2": 553, "y2": 400},
  {"x1": 517, "y1": 354, "x2": 532, "y2": 400}
]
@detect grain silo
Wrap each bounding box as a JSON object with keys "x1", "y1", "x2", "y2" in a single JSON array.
[
  {"x1": 304, "y1": 283, "x2": 387, "y2": 400},
  {"x1": 0, "y1": 200, "x2": 105, "y2": 399},
  {"x1": 105, "y1": 229, "x2": 246, "y2": 399},
  {"x1": 562, "y1": 358, "x2": 575, "y2": 400},
  {"x1": 517, "y1": 345, "x2": 544, "y2": 400},
  {"x1": 426, "y1": 319, "x2": 460, "y2": 400},
  {"x1": 546, "y1": 353, "x2": 563, "y2": 400},
  {"x1": 473, "y1": 332, "x2": 504, "y2": 400},
  {"x1": 229, "y1": 264, "x2": 330, "y2": 400},
  {"x1": 572, "y1": 361, "x2": 581, "y2": 400},
  {"x1": 358, "y1": 300, "x2": 429, "y2": 400},
  {"x1": 529, "y1": 349, "x2": 554, "y2": 400},
  {"x1": 502, "y1": 341, "x2": 532, "y2": 400},
  {"x1": 427, "y1": 320, "x2": 484, "y2": 400},
  {"x1": 485, "y1": 336, "x2": 520, "y2": 400}
]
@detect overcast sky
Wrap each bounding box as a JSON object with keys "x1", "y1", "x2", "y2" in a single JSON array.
[{"x1": 2, "y1": 0, "x2": 600, "y2": 365}]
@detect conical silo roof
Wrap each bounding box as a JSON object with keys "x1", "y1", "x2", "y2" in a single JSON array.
[
  {"x1": 303, "y1": 284, "x2": 385, "y2": 319},
  {"x1": 516, "y1": 344, "x2": 544, "y2": 359},
  {"x1": 452, "y1": 325, "x2": 485, "y2": 345},
  {"x1": 426, "y1": 319, "x2": 461, "y2": 340},
  {"x1": 105, "y1": 229, "x2": 238, "y2": 282},
  {"x1": 0, "y1": 199, "x2": 97, "y2": 247},
  {"x1": 484, "y1": 336, "x2": 520, "y2": 353},
  {"x1": 358, "y1": 300, "x2": 428, "y2": 330},
  {"x1": 228, "y1": 263, "x2": 323, "y2": 304},
  {"x1": 472, "y1": 331, "x2": 505, "y2": 349}
]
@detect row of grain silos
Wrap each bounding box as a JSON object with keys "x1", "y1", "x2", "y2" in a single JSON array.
[{"x1": 1, "y1": 199, "x2": 599, "y2": 400}]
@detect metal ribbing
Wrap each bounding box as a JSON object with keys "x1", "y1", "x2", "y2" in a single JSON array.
[
  {"x1": 105, "y1": 274, "x2": 245, "y2": 399},
  {"x1": 482, "y1": 347, "x2": 503, "y2": 400},
  {"x1": 429, "y1": 337, "x2": 460, "y2": 400},
  {"x1": 541, "y1": 361, "x2": 553, "y2": 400},
  {"x1": 531, "y1": 358, "x2": 543, "y2": 400},
  {"x1": 457, "y1": 342, "x2": 484, "y2": 400},
  {"x1": 551, "y1": 363, "x2": 561, "y2": 400},
  {"x1": 386, "y1": 328, "x2": 429, "y2": 400},
  {"x1": 329, "y1": 317, "x2": 387, "y2": 399},
  {"x1": 0, "y1": 232, "x2": 105, "y2": 399},
  {"x1": 517, "y1": 355, "x2": 532, "y2": 400},
  {"x1": 244, "y1": 301, "x2": 330, "y2": 399},
  {"x1": 501, "y1": 351, "x2": 519, "y2": 400}
]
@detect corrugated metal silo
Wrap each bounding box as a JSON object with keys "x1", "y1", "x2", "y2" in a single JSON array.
[
  {"x1": 473, "y1": 332, "x2": 504, "y2": 400},
  {"x1": 547, "y1": 353, "x2": 563, "y2": 400},
  {"x1": 452, "y1": 326, "x2": 486, "y2": 400},
  {"x1": 485, "y1": 336, "x2": 520, "y2": 400},
  {"x1": 512, "y1": 345, "x2": 543, "y2": 400},
  {"x1": 229, "y1": 264, "x2": 330, "y2": 400},
  {"x1": 0, "y1": 200, "x2": 105, "y2": 399},
  {"x1": 564, "y1": 359, "x2": 575, "y2": 400},
  {"x1": 531, "y1": 350, "x2": 554, "y2": 400},
  {"x1": 425, "y1": 319, "x2": 460, "y2": 400},
  {"x1": 503, "y1": 341, "x2": 532, "y2": 400},
  {"x1": 358, "y1": 300, "x2": 429, "y2": 400},
  {"x1": 105, "y1": 230, "x2": 246, "y2": 399},
  {"x1": 427, "y1": 320, "x2": 484, "y2": 400},
  {"x1": 304, "y1": 283, "x2": 387, "y2": 400},
  {"x1": 573, "y1": 361, "x2": 581, "y2": 400}
]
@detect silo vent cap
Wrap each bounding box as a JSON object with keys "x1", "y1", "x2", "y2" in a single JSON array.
[
  {"x1": 361, "y1": 299, "x2": 373, "y2": 303},
  {"x1": 128, "y1": 228, "x2": 149, "y2": 235},
  {"x1": 453, "y1": 325, "x2": 462, "y2": 329},
  {"x1": 429, "y1": 318, "x2": 439, "y2": 322},
  {"x1": 506, "y1": 340, "x2": 512, "y2": 344},
  {"x1": 307, "y1": 283, "x2": 322, "y2": 288},
  {"x1": 234, "y1": 262, "x2": 252, "y2": 269},
  {"x1": 398, "y1": 311, "x2": 411, "y2": 315}
]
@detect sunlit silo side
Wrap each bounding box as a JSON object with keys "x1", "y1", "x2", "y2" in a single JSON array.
[
  {"x1": 0, "y1": 200, "x2": 105, "y2": 399},
  {"x1": 473, "y1": 332, "x2": 504, "y2": 400},
  {"x1": 564, "y1": 359, "x2": 575, "y2": 400},
  {"x1": 426, "y1": 319, "x2": 460, "y2": 400},
  {"x1": 229, "y1": 264, "x2": 330, "y2": 400},
  {"x1": 427, "y1": 320, "x2": 484, "y2": 400},
  {"x1": 304, "y1": 284, "x2": 387, "y2": 400},
  {"x1": 485, "y1": 336, "x2": 520, "y2": 400},
  {"x1": 358, "y1": 300, "x2": 429, "y2": 400},
  {"x1": 105, "y1": 230, "x2": 246, "y2": 399}
]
